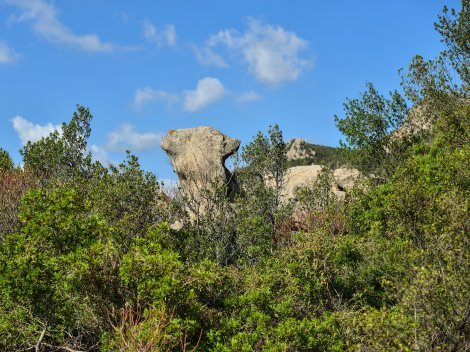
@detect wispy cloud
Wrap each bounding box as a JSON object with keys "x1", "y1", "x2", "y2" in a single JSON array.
[
  {"x1": 200, "y1": 18, "x2": 311, "y2": 86},
  {"x1": 5, "y1": 0, "x2": 117, "y2": 52},
  {"x1": 133, "y1": 77, "x2": 226, "y2": 112},
  {"x1": 237, "y1": 90, "x2": 262, "y2": 103},
  {"x1": 0, "y1": 40, "x2": 21, "y2": 64},
  {"x1": 142, "y1": 19, "x2": 176, "y2": 48},
  {"x1": 90, "y1": 124, "x2": 163, "y2": 163},
  {"x1": 133, "y1": 87, "x2": 178, "y2": 110},
  {"x1": 11, "y1": 115, "x2": 60, "y2": 145},
  {"x1": 193, "y1": 46, "x2": 228, "y2": 68},
  {"x1": 105, "y1": 124, "x2": 163, "y2": 152}
]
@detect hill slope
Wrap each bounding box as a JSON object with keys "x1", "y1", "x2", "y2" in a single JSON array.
[{"x1": 286, "y1": 138, "x2": 345, "y2": 169}]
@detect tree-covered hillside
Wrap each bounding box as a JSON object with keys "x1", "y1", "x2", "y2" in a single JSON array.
[
  {"x1": 286, "y1": 140, "x2": 346, "y2": 169},
  {"x1": 0, "y1": 1, "x2": 468, "y2": 351}
]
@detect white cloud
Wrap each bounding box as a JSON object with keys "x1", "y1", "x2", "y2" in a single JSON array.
[
  {"x1": 5, "y1": 0, "x2": 115, "y2": 52},
  {"x1": 134, "y1": 87, "x2": 177, "y2": 110},
  {"x1": 105, "y1": 124, "x2": 163, "y2": 152},
  {"x1": 0, "y1": 41, "x2": 21, "y2": 64},
  {"x1": 237, "y1": 90, "x2": 262, "y2": 103},
  {"x1": 10, "y1": 115, "x2": 161, "y2": 165},
  {"x1": 134, "y1": 77, "x2": 226, "y2": 112},
  {"x1": 143, "y1": 20, "x2": 176, "y2": 47},
  {"x1": 193, "y1": 46, "x2": 228, "y2": 68},
  {"x1": 204, "y1": 18, "x2": 311, "y2": 85},
  {"x1": 90, "y1": 124, "x2": 163, "y2": 164},
  {"x1": 182, "y1": 77, "x2": 226, "y2": 112},
  {"x1": 11, "y1": 115, "x2": 61, "y2": 145}
]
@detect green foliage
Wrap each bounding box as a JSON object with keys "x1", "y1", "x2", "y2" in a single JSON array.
[
  {"x1": 0, "y1": 148, "x2": 13, "y2": 171},
  {"x1": 180, "y1": 184, "x2": 239, "y2": 266},
  {"x1": 119, "y1": 224, "x2": 183, "y2": 306},
  {"x1": 240, "y1": 124, "x2": 288, "y2": 214},
  {"x1": 342, "y1": 307, "x2": 416, "y2": 351},
  {"x1": 434, "y1": 0, "x2": 470, "y2": 87},
  {"x1": 286, "y1": 142, "x2": 345, "y2": 169},
  {"x1": 102, "y1": 304, "x2": 200, "y2": 352},
  {"x1": 400, "y1": 2, "x2": 468, "y2": 124},
  {"x1": 296, "y1": 166, "x2": 338, "y2": 211},
  {"x1": 21, "y1": 105, "x2": 94, "y2": 181},
  {"x1": 0, "y1": 169, "x2": 37, "y2": 237},
  {"x1": 209, "y1": 313, "x2": 344, "y2": 351},
  {"x1": 339, "y1": 96, "x2": 470, "y2": 348},
  {"x1": 335, "y1": 82, "x2": 410, "y2": 181},
  {"x1": 177, "y1": 125, "x2": 291, "y2": 267},
  {"x1": 0, "y1": 2, "x2": 468, "y2": 351},
  {"x1": 0, "y1": 187, "x2": 115, "y2": 349},
  {"x1": 86, "y1": 152, "x2": 164, "y2": 250},
  {"x1": 234, "y1": 213, "x2": 273, "y2": 265}
]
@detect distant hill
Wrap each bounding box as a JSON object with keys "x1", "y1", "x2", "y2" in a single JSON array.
[{"x1": 286, "y1": 138, "x2": 345, "y2": 169}]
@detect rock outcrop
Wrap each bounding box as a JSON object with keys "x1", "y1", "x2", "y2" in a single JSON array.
[
  {"x1": 278, "y1": 166, "x2": 361, "y2": 203},
  {"x1": 280, "y1": 165, "x2": 323, "y2": 201},
  {"x1": 333, "y1": 168, "x2": 361, "y2": 192},
  {"x1": 286, "y1": 138, "x2": 316, "y2": 161},
  {"x1": 161, "y1": 126, "x2": 240, "y2": 211},
  {"x1": 391, "y1": 105, "x2": 433, "y2": 142},
  {"x1": 161, "y1": 126, "x2": 361, "y2": 214}
]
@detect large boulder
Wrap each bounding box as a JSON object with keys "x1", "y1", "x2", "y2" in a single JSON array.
[
  {"x1": 333, "y1": 168, "x2": 361, "y2": 192},
  {"x1": 278, "y1": 166, "x2": 362, "y2": 203},
  {"x1": 280, "y1": 165, "x2": 323, "y2": 201},
  {"x1": 161, "y1": 126, "x2": 240, "y2": 210}
]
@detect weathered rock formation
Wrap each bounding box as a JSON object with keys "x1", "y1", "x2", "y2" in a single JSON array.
[
  {"x1": 161, "y1": 126, "x2": 240, "y2": 211},
  {"x1": 278, "y1": 166, "x2": 361, "y2": 203},
  {"x1": 390, "y1": 104, "x2": 434, "y2": 145},
  {"x1": 286, "y1": 138, "x2": 316, "y2": 161},
  {"x1": 333, "y1": 168, "x2": 361, "y2": 192},
  {"x1": 161, "y1": 126, "x2": 361, "y2": 216},
  {"x1": 281, "y1": 165, "x2": 323, "y2": 201}
]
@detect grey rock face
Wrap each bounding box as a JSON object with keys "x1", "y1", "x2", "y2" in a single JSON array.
[{"x1": 161, "y1": 126, "x2": 240, "y2": 211}]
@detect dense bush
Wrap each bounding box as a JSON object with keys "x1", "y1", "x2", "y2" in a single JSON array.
[
  {"x1": 0, "y1": 148, "x2": 13, "y2": 172},
  {"x1": 0, "y1": 1, "x2": 468, "y2": 351}
]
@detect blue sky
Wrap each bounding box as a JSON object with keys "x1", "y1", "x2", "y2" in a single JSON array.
[{"x1": 0, "y1": 0, "x2": 460, "y2": 180}]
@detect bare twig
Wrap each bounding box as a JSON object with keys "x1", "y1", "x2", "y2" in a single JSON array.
[{"x1": 35, "y1": 325, "x2": 47, "y2": 352}]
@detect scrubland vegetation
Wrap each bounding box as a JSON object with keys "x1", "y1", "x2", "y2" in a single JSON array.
[{"x1": 0, "y1": 2, "x2": 468, "y2": 351}]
